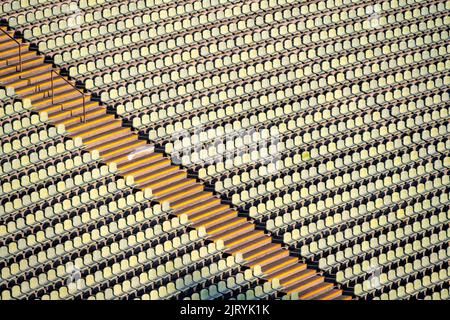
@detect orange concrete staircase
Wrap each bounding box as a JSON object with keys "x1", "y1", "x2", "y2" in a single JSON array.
[{"x1": 0, "y1": 25, "x2": 351, "y2": 300}]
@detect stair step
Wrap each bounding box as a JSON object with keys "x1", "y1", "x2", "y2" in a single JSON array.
[
  {"x1": 284, "y1": 275, "x2": 325, "y2": 295},
  {"x1": 207, "y1": 216, "x2": 248, "y2": 235},
  {"x1": 0, "y1": 43, "x2": 30, "y2": 60},
  {"x1": 280, "y1": 269, "x2": 317, "y2": 288},
  {"x1": 117, "y1": 152, "x2": 162, "y2": 171},
  {"x1": 266, "y1": 262, "x2": 307, "y2": 281},
  {"x1": 101, "y1": 140, "x2": 147, "y2": 159},
  {"x1": 139, "y1": 170, "x2": 187, "y2": 190},
  {"x1": 70, "y1": 119, "x2": 122, "y2": 139},
  {"x1": 35, "y1": 93, "x2": 91, "y2": 114},
  {"x1": 33, "y1": 88, "x2": 85, "y2": 109},
  {"x1": 297, "y1": 281, "x2": 334, "y2": 300},
  {"x1": 65, "y1": 114, "x2": 114, "y2": 133},
  {"x1": 152, "y1": 178, "x2": 197, "y2": 198},
  {"x1": 334, "y1": 295, "x2": 352, "y2": 300},
  {"x1": 171, "y1": 192, "x2": 221, "y2": 217},
  {"x1": 260, "y1": 256, "x2": 298, "y2": 275},
  {"x1": 177, "y1": 197, "x2": 220, "y2": 216},
  {"x1": 133, "y1": 165, "x2": 180, "y2": 185},
  {"x1": 122, "y1": 157, "x2": 172, "y2": 177},
  {"x1": 82, "y1": 126, "x2": 131, "y2": 146},
  {"x1": 157, "y1": 183, "x2": 204, "y2": 204},
  {"x1": 51, "y1": 104, "x2": 105, "y2": 126},
  {"x1": 224, "y1": 230, "x2": 265, "y2": 249},
  {"x1": 242, "y1": 243, "x2": 279, "y2": 261},
  {"x1": 170, "y1": 191, "x2": 213, "y2": 210},
  {"x1": 0, "y1": 37, "x2": 23, "y2": 50},
  {"x1": 21, "y1": 81, "x2": 75, "y2": 101},
  {"x1": 246, "y1": 248, "x2": 289, "y2": 267},
  {"x1": 0, "y1": 62, "x2": 50, "y2": 84},
  {"x1": 89, "y1": 134, "x2": 136, "y2": 152},
  {"x1": 313, "y1": 288, "x2": 343, "y2": 300},
  {"x1": 0, "y1": 50, "x2": 37, "y2": 69},
  {"x1": 227, "y1": 234, "x2": 271, "y2": 255},
  {"x1": 104, "y1": 144, "x2": 156, "y2": 165},
  {"x1": 13, "y1": 73, "x2": 66, "y2": 94},
  {"x1": 209, "y1": 222, "x2": 254, "y2": 241},
  {"x1": 189, "y1": 204, "x2": 233, "y2": 223},
  {"x1": 0, "y1": 55, "x2": 43, "y2": 77},
  {"x1": 0, "y1": 30, "x2": 16, "y2": 42},
  {"x1": 192, "y1": 210, "x2": 238, "y2": 229}
]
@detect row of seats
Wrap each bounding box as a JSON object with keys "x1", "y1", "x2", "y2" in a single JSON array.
[
  {"x1": 193, "y1": 102, "x2": 448, "y2": 212},
  {"x1": 48, "y1": 0, "x2": 445, "y2": 72},
  {"x1": 266, "y1": 145, "x2": 447, "y2": 233},
  {"x1": 94, "y1": 24, "x2": 446, "y2": 106},
  {"x1": 192, "y1": 88, "x2": 447, "y2": 182},
  {"x1": 148, "y1": 257, "x2": 248, "y2": 300},
  {"x1": 0, "y1": 0, "x2": 448, "y2": 300},
  {"x1": 72, "y1": 12, "x2": 447, "y2": 93},
  {"x1": 111, "y1": 28, "x2": 446, "y2": 132},
  {"x1": 141, "y1": 50, "x2": 447, "y2": 147},
  {"x1": 164, "y1": 88, "x2": 448, "y2": 176}
]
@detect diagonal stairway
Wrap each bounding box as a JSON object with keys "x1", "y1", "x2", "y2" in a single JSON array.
[{"x1": 0, "y1": 25, "x2": 351, "y2": 300}]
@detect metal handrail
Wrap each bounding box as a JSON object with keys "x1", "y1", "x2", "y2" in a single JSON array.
[
  {"x1": 50, "y1": 70, "x2": 86, "y2": 123},
  {"x1": 0, "y1": 27, "x2": 22, "y2": 74},
  {"x1": 0, "y1": 27, "x2": 86, "y2": 123}
]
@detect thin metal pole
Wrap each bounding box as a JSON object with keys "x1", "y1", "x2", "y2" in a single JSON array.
[
  {"x1": 18, "y1": 42, "x2": 21, "y2": 73},
  {"x1": 0, "y1": 28, "x2": 23, "y2": 77},
  {"x1": 51, "y1": 71, "x2": 55, "y2": 109},
  {"x1": 82, "y1": 94, "x2": 86, "y2": 123},
  {"x1": 0, "y1": 28, "x2": 88, "y2": 123}
]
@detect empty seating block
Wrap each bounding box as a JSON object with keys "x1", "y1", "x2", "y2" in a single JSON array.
[{"x1": 0, "y1": 0, "x2": 449, "y2": 300}]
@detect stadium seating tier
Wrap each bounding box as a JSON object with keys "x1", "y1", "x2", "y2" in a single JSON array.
[{"x1": 0, "y1": 0, "x2": 449, "y2": 300}]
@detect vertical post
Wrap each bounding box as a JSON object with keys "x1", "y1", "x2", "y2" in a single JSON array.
[
  {"x1": 51, "y1": 71, "x2": 55, "y2": 108},
  {"x1": 82, "y1": 94, "x2": 86, "y2": 123},
  {"x1": 18, "y1": 42, "x2": 22, "y2": 73},
  {"x1": 0, "y1": 28, "x2": 23, "y2": 76}
]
